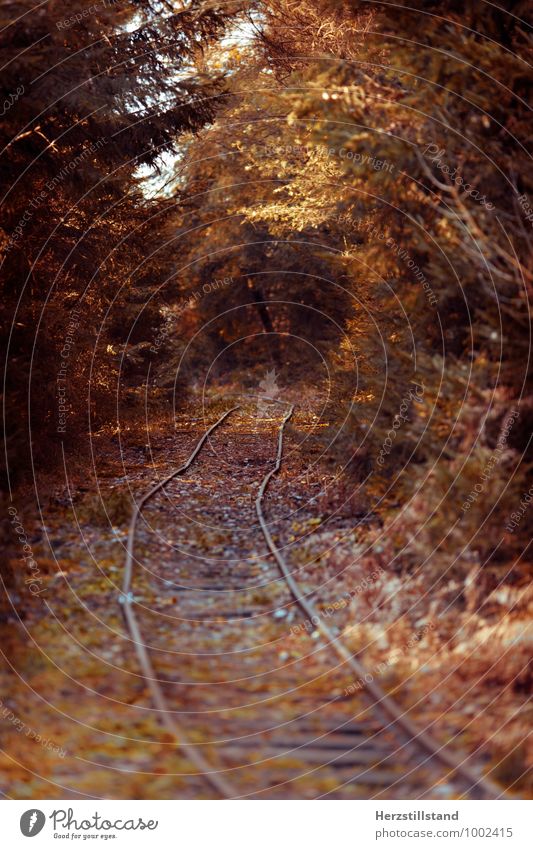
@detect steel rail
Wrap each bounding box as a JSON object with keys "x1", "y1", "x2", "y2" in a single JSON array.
[
  {"x1": 121, "y1": 401, "x2": 504, "y2": 800},
  {"x1": 255, "y1": 405, "x2": 503, "y2": 800},
  {"x1": 121, "y1": 406, "x2": 240, "y2": 799}
]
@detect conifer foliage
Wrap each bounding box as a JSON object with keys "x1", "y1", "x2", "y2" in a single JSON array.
[
  {"x1": 0, "y1": 0, "x2": 240, "y2": 481},
  {"x1": 154, "y1": 1, "x2": 532, "y2": 587}
]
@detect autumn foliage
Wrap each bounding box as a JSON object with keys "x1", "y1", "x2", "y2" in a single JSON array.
[{"x1": 1, "y1": 0, "x2": 532, "y2": 798}]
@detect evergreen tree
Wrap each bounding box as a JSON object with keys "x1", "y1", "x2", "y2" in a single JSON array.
[{"x1": 0, "y1": 0, "x2": 242, "y2": 481}]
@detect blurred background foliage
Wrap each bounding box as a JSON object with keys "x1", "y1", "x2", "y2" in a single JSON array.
[
  {"x1": 2, "y1": 0, "x2": 532, "y2": 595},
  {"x1": 162, "y1": 0, "x2": 533, "y2": 590}
]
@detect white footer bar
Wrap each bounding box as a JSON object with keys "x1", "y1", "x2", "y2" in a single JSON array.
[{"x1": 3, "y1": 799, "x2": 531, "y2": 848}]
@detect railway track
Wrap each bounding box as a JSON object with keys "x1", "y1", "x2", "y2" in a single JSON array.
[{"x1": 120, "y1": 403, "x2": 504, "y2": 799}]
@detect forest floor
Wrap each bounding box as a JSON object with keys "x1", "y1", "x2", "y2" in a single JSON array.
[{"x1": 1, "y1": 382, "x2": 531, "y2": 799}]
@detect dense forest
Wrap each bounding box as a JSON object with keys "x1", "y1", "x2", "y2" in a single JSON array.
[{"x1": 1, "y1": 0, "x2": 532, "y2": 800}]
